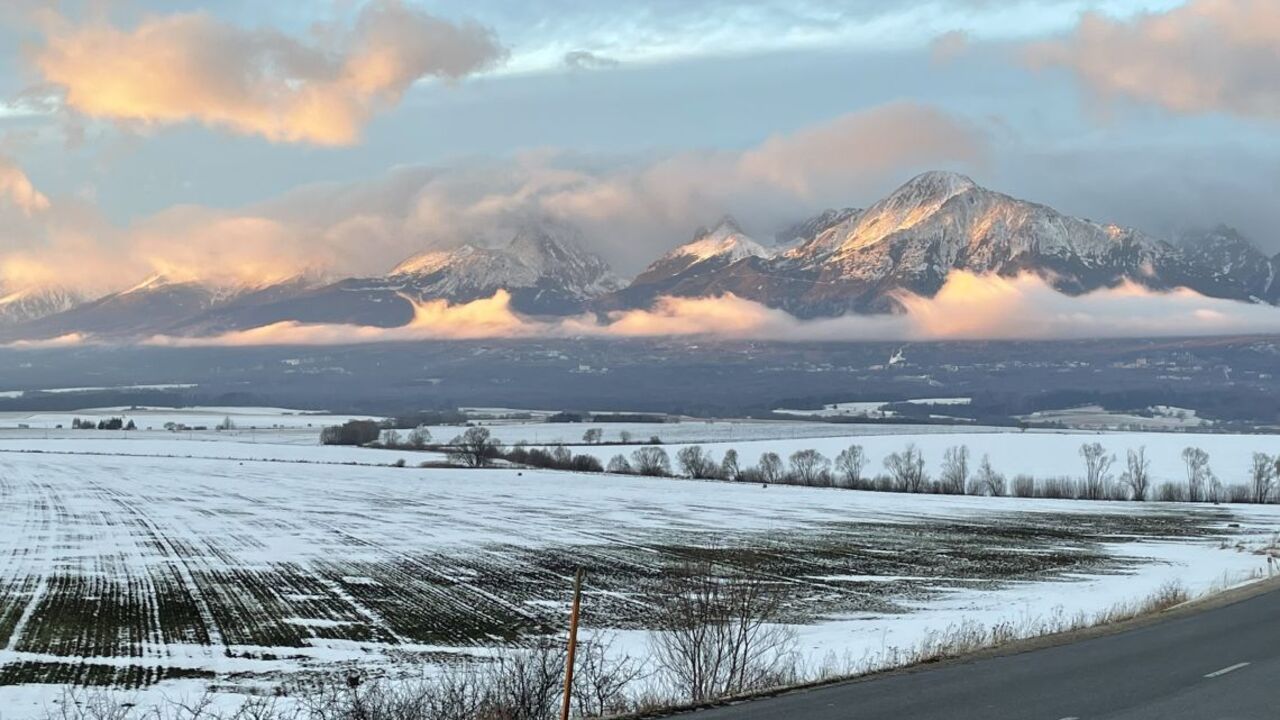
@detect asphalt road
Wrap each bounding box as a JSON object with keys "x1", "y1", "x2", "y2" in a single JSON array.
[{"x1": 689, "y1": 583, "x2": 1280, "y2": 720}]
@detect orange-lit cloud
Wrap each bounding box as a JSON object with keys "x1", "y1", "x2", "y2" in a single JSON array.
[
  {"x1": 31, "y1": 1, "x2": 505, "y2": 145},
  {"x1": 146, "y1": 290, "x2": 542, "y2": 347},
  {"x1": 131, "y1": 272, "x2": 1280, "y2": 348},
  {"x1": 1, "y1": 332, "x2": 86, "y2": 349},
  {"x1": 0, "y1": 157, "x2": 49, "y2": 215},
  {"x1": 1028, "y1": 0, "x2": 1280, "y2": 120},
  {"x1": 736, "y1": 102, "x2": 986, "y2": 200}
]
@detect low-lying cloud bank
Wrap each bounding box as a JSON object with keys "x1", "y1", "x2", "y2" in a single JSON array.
[{"x1": 129, "y1": 272, "x2": 1280, "y2": 349}]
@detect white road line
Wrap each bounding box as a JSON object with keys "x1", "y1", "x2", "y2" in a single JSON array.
[
  {"x1": 1204, "y1": 662, "x2": 1250, "y2": 678},
  {"x1": 1057, "y1": 716, "x2": 1080, "y2": 720}
]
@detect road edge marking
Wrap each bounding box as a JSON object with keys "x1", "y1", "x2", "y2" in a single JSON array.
[{"x1": 1204, "y1": 662, "x2": 1250, "y2": 678}]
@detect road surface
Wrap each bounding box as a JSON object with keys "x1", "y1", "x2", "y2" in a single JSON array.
[{"x1": 690, "y1": 582, "x2": 1280, "y2": 720}]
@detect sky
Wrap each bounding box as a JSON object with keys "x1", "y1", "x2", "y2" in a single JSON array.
[{"x1": 1, "y1": 0, "x2": 1280, "y2": 294}]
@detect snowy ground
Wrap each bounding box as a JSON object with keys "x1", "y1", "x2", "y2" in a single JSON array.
[
  {"x1": 0, "y1": 406, "x2": 381, "y2": 432},
  {"x1": 425, "y1": 419, "x2": 1014, "y2": 446},
  {"x1": 0, "y1": 411, "x2": 1278, "y2": 717}
]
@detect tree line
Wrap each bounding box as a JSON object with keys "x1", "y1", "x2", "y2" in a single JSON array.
[
  {"x1": 322, "y1": 418, "x2": 1280, "y2": 505},
  {"x1": 601, "y1": 441, "x2": 1280, "y2": 504},
  {"x1": 69, "y1": 417, "x2": 136, "y2": 430}
]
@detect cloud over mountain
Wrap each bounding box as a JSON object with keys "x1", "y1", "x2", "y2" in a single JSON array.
[{"x1": 0, "y1": 102, "x2": 985, "y2": 293}]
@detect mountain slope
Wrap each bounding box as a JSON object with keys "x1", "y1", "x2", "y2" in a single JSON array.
[
  {"x1": 159, "y1": 222, "x2": 623, "y2": 336},
  {"x1": 604, "y1": 217, "x2": 772, "y2": 309},
  {"x1": 610, "y1": 172, "x2": 1278, "y2": 317},
  {"x1": 0, "y1": 286, "x2": 82, "y2": 327},
  {"x1": 7, "y1": 276, "x2": 219, "y2": 339},
  {"x1": 1177, "y1": 225, "x2": 1276, "y2": 302},
  {"x1": 388, "y1": 223, "x2": 621, "y2": 313}
]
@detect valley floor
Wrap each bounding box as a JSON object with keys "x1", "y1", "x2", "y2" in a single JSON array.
[{"x1": 0, "y1": 415, "x2": 1276, "y2": 717}]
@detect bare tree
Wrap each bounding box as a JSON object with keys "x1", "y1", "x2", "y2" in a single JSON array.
[
  {"x1": 834, "y1": 445, "x2": 867, "y2": 488},
  {"x1": 383, "y1": 428, "x2": 402, "y2": 448},
  {"x1": 649, "y1": 561, "x2": 798, "y2": 703},
  {"x1": 571, "y1": 635, "x2": 646, "y2": 718},
  {"x1": 582, "y1": 428, "x2": 604, "y2": 445},
  {"x1": 606, "y1": 454, "x2": 633, "y2": 474},
  {"x1": 939, "y1": 445, "x2": 970, "y2": 495},
  {"x1": 884, "y1": 444, "x2": 927, "y2": 492},
  {"x1": 1079, "y1": 442, "x2": 1114, "y2": 500},
  {"x1": 1121, "y1": 446, "x2": 1151, "y2": 501},
  {"x1": 482, "y1": 638, "x2": 568, "y2": 720},
  {"x1": 448, "y1": 426, "x2": 501, "y2": 468},
  {"x1": 720, "y1": 449, "x2": 741, "y2": 481},
  {"x1": 551, "y1": 444, "x2": 573, "y2": 467},
  {"x1": 619, "y1": 430, "x2": 633, "y2": 443},
  {"x1": 1250, "y1": 452, "x2": 1276, "y2": 504},
  {"x1": 678, "y1": 445, "x2": 719, "y2": 479},
  {"x1": 407, "y1": 425, "x2": 432, "y2": 449},
  {"x1": 758, "y1": 452, "x2": 783, "y2": 484},
  {"x1": 631, "y1": 446, "x2": 672, "y2": 476},
  {"x1": 1182, "y1": 446, "x2": 1211, "y2": 502},
  {"x1": 969, "y1": 454, "x2": 1005, "y2": 496},
  {"x1": 788, "y1": 449, "x2": 830, "y2": 486}
]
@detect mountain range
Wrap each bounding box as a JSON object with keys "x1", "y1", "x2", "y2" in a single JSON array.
[{"x1": 3, "y1": 171, "x2": 1279, "y2": 341}]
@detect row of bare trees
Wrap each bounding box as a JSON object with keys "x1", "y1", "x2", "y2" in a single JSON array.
[
  {"x1": 599, "y1": 441, "x2": 1280, "y2": 504},
  {"x1": 371, "y1": 424, "x2": 1280, "y2": 506}
]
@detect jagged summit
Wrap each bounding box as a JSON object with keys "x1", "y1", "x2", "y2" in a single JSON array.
[
  {"x1": 8, "y1": 171, "x2": 1280, "y2": 339},
  {"x1": 603, "y1": 173, "x2": 1280, "y2": 317},
  {"x1": 667, "y1": 216, "x2": 770, "y2": 264},
  {"x1": 360, "y1": 220, "x2": 620, "y2": 315}
]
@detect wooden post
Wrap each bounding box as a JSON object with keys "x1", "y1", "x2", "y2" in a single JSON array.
[{"x1": 560, "y1": 568, "x2": 585, "y2": 720}]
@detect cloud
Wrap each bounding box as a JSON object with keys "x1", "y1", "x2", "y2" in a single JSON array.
[
  {"x1": 30, "y1": 0, "x2": 506, "y2": 145},
  {"x1": 0, "y1": 156, "x2": 49, "y2": 215},
  {"x1": 147, "y1": 290, "x2": 544, "y2": 347},
  {"x1": 736, "y1": 102, "x2": 987, "y2": 199},
  {"x1": 1027, "y1": 0, "x2": 1280, "y2": 120},
  {"x1": 563, "y1": 50, "x2": 620, "y2": 70},
  {"x1": 890, "y1": 271, "x2": 1280, "y2": 340},
  {"x1": 1, "y1": 332, "x2": 85, "y2": 349},
  {"x1": 0, "y1": 102, "x2": 988, "y2": 292},
  {"x1": 929, "y1": 30, "x2": 970, "y2": 64},
  {"x1": 138, "y1": 272, "x2": 1280, "y2": 347}
]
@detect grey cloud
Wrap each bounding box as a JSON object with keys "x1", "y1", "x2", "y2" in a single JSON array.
[{"x1": 563, "y1": 50, "x2": 620, "y2": 70}]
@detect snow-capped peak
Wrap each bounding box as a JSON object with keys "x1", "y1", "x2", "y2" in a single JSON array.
[
  {"x1": 390, "y1": 245, "x2": 483, "y2": 277},
  {"x1": 667, "y1": 216, "x2": 770, "y2": 264},
  {"x1": 384, "y1": 220, "x2": 620, "y2": 306},
  {"x1": 0, "y1": 284, "x2": 83, "y2": 326},
  {"x1": 846, "y1": 171, "x2": 979, "y2": 248},
  {"x1": 119, "y1": 272, "x2": 212, "y2": 295}
]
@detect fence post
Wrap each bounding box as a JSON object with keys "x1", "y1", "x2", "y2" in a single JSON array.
[{"x1": 560, "y1": 568, "x2": 585, "y2": 720}]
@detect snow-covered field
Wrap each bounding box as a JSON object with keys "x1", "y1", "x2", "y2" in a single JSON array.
[
  {"x1": 0, "y1": 406, "x2": 381, "y2": 432},
  {"x1": 774, "y1": 397, "x2": 972, "y2": 419},
  {"x1": 424, "y1": 419, "x2": 1013, "y2": 446},
  {"x1": 0, "y1": 410, "x2": 1277, "y2": 717}
]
